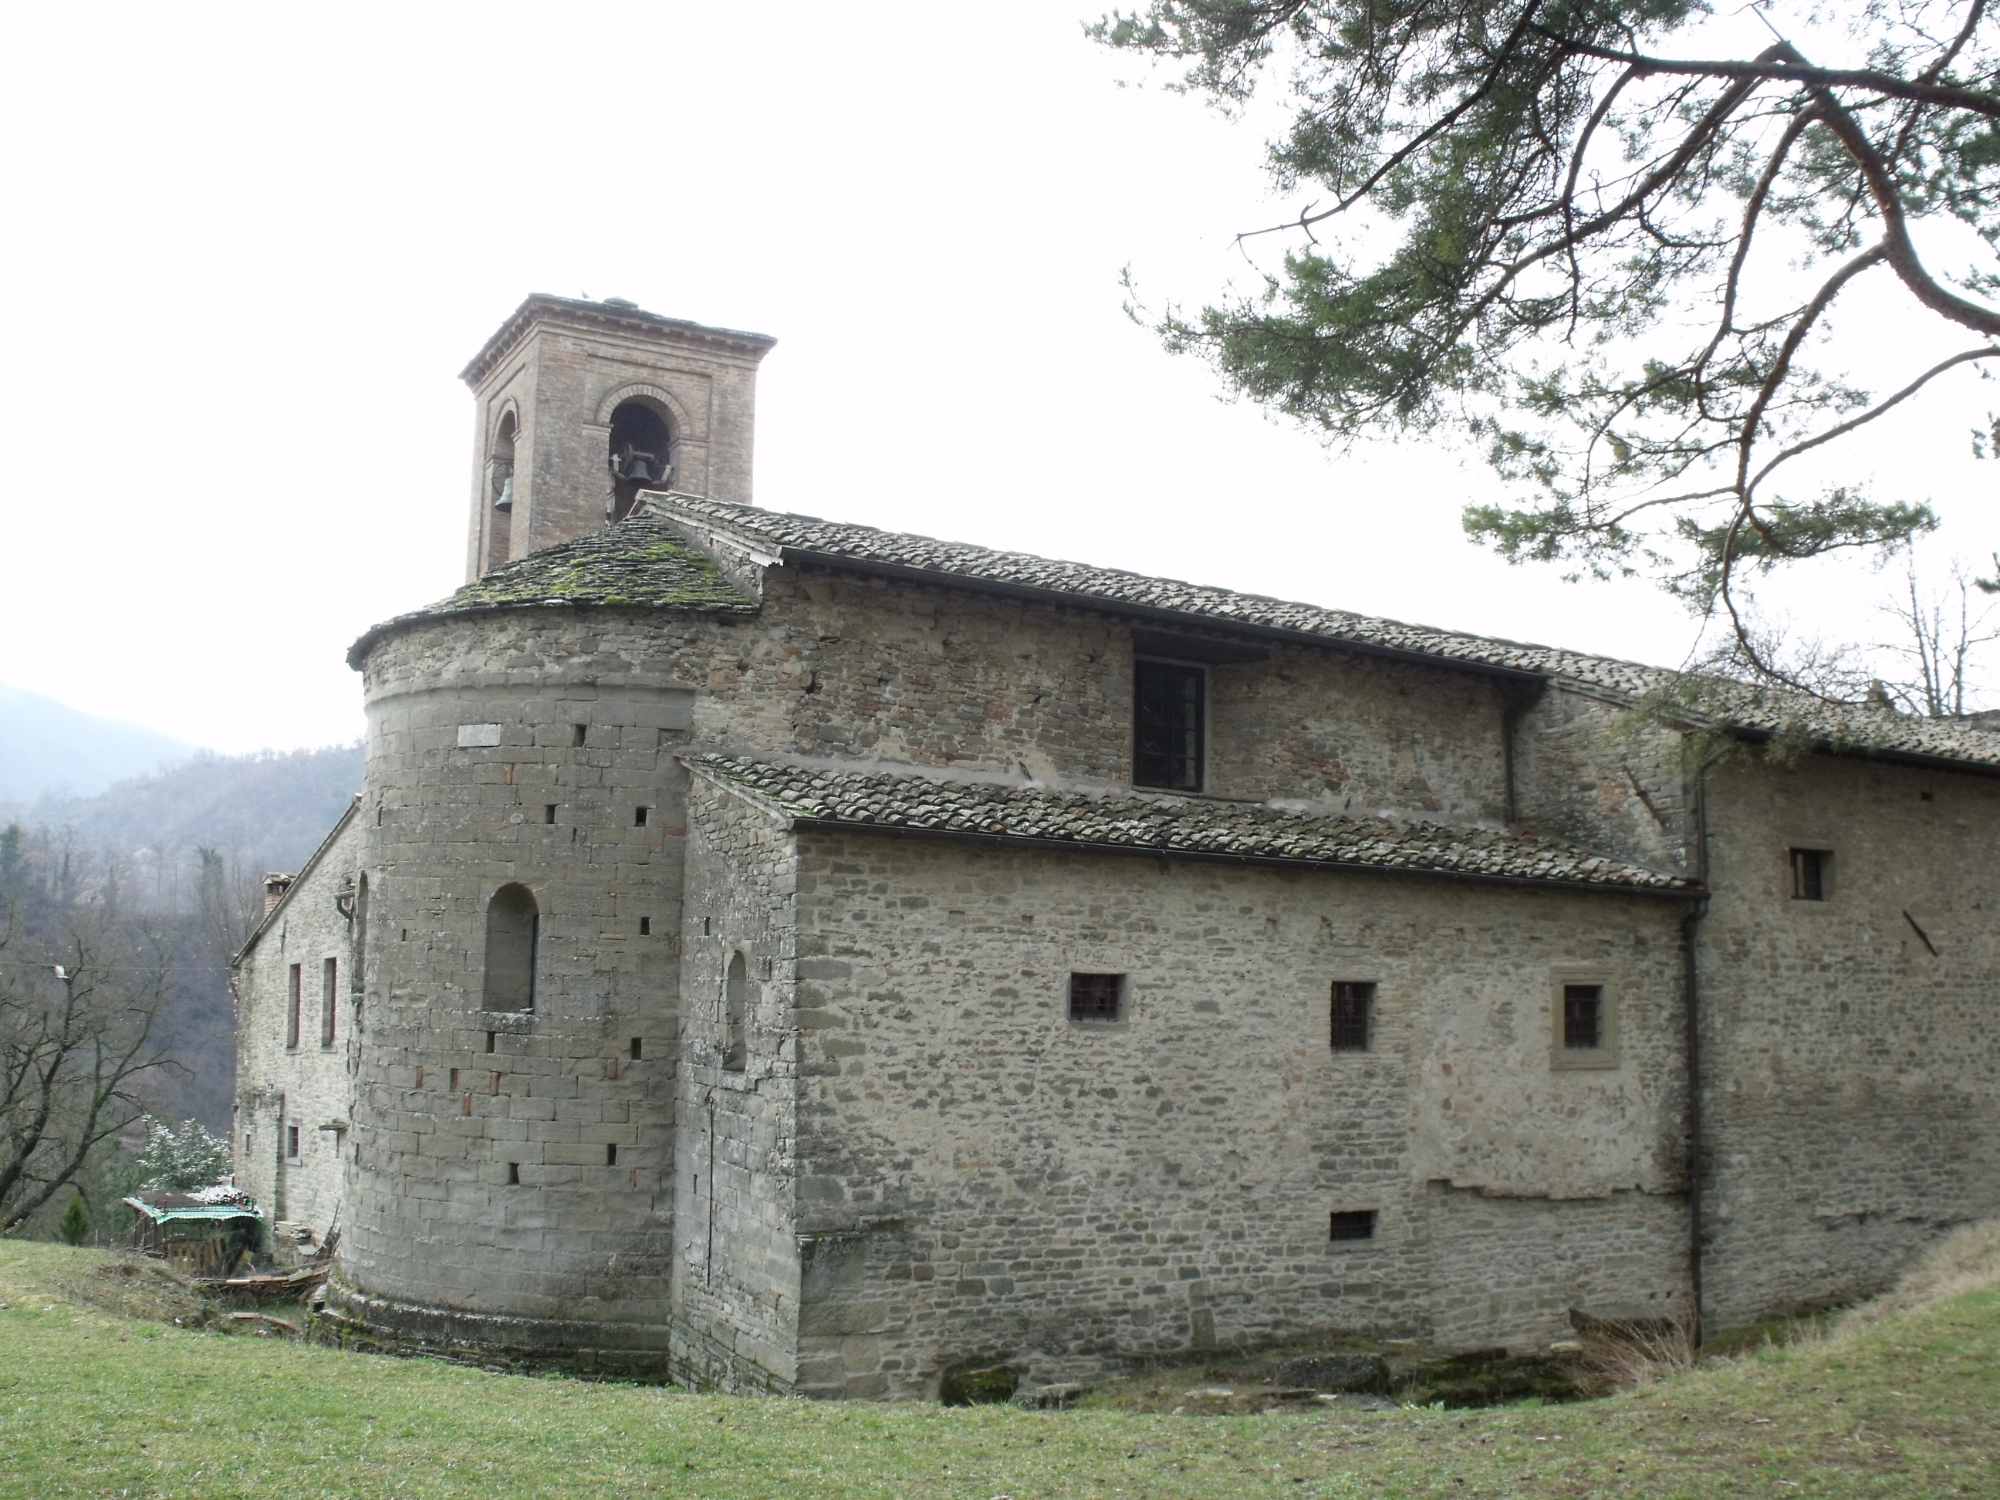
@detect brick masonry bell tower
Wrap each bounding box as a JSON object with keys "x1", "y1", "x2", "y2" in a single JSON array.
[{"x1": 461, "y1": 295, "x2": 778, "y2": 580}]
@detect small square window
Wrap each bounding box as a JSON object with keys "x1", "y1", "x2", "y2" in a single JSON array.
[
  {"x1": 1329, "y1": 1209, "x2": 1376, "y2": 1242},
  {"x1": 1069, "y1": 972, "x2": 1124, "y2": 1023},
  {"x1": 544, "y1": 804, "x2": 558, "y2": 824},
  {"x1": 1790, "y1": 848, "x2": 1829, "y2": 901},
  {"x1": 1134, "y1": 659, "x2": 1205, "y2": 791},
  {"x1": 1563, "y1": 985, "x2": 1603, "y2": 1050},
  {"x1": 1331, "y1": 982, "x2": 1373, "y2": 1052}
]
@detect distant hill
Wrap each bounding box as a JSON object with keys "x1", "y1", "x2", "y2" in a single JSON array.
[
  {"x1": 0, "y1": 743, "x2": 364, "y2": 873},
  {"x1": 0, "y1": 685, "x2": 194, "y2": 802}
]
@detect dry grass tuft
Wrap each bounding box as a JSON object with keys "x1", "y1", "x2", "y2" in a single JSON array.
[
  {"x1": 65, "y1": 1251, "x2": 218, "y2": 1327},
  {"x1": 1575, "y1": 1303, "x2": 1702, "y2": 1394},
  {"x1": 1839, "y1": 1219, "x2": 2000, "y2": 1333}
]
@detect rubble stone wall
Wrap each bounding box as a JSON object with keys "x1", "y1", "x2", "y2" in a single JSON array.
[
  {"x1": 1696, "y1": 752, "x2": 2000, "y2": 1325},
  {"x1": 786, "y1": 828, "x2": 1691, "y2": 1397}
]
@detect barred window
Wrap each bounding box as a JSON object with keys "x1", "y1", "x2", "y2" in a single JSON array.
[
  {"x1": 1330, "y1": 982, "x2": 1373, "y2": 1052},
  {"x1": 1790, "y1": 847, "x2": 1829, "y2": 901},
  {"x1": 1069, "y1": 972, "x2": 1123, "y2": 1023},
  {"x1": 1562, "y1": 984, "x2": 1603, "y2": 1051},
  {"x1": 1329, "y1": 1209, "x2": 1377, "y2": 1242}
]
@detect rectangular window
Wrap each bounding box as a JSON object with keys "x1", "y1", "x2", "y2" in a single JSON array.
[
  {"x1": 634, "y1": 806, "x2": 649, "y2": 827},
  {"x1": 1790, "y1": 847, "x2": 1829, "y2": 901},
  {"x1": 1562, "y1": 984, "x2": 1603, "y2": 1050},
  {"x1": 286, "y1": 1124, "x2": 300, "y2": 1160},
  {"x1": 1069, "y1": 972, "x2": 1124, "y2": 1023},
  {"x1": 321, "y1": 958, "x2": 338, "y2": 1047},
  {"x1": 286, "y1": 964, "x2": 301, "y2": 1048},
  {"x1": 544, "y1": 804, "x2": 558, "y2": 824},
  {"x1": 1329, "y1": 1209, "x2": 1377, "y2": 1242},
  {"x1": 1330, "y1": 982, "x2": 1374, "y2": 1052},
  {"x1": 1134, "y1": 659, "x2": 1204, "y2": 791}
]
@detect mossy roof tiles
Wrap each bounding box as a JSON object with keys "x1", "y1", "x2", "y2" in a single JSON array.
[
  {"x1": 685, "y1": 753, "x2": 1697, "y2": 895},
  {"x1": 348, "y1": 522, "x2": 756, "y2": 665},
  {"x1": 650, "y1": 495, "x2": 2000, "y2": 773}
]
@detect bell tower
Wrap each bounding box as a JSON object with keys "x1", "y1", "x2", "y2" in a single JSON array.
[{"x1": 460, "y1": 295, "x2": 778, "y2": 580}]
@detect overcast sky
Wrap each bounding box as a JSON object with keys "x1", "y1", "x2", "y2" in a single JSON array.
[{"x1": 2, "y1": 1, "x2": 1994, "y2": 753}]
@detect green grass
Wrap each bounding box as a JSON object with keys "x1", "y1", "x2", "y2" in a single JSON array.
[{"x1": 1, "y1": 1240, "x2": 1995, "y2": 1498}]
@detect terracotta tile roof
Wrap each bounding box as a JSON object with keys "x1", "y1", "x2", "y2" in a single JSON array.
[
  {"x1": 684, "y1": 754, "x2": 1697, "y2": 895},
  {"x1": 347, "y1": 523, "x2": 756, "y2": 666},
  {"x1": 650, "y1": 495, "x2": 2000, "y2": 772}
]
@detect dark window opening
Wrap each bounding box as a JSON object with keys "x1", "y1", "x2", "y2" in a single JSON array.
[
  {"x1": 630, "y1": 1037, "x2": 642, "y2": 1060},
  {"x1": 507, "y1": 1162, "x2": 520, "y2": 1185},
  {"x1": 605, "y1": 1143, "x2": 618, "y2": 1166},
  {"x1": 635, "y1": 806, "x2": 649, "y2": 827},
  {"x1": 1069, "y1": 972, "x2": 1124, "y2": 1023},
  {"x1": 286, "y1": 1125, "x2": 300, "y2": 1160},
  {"x1": 1790, "y1": 848, "x2": 1829, "y2": 901},
  {"x1": 544, "y1": 804, "x2": 558, "y2": 824},
  {"x1": 638, "y1": 917, "x2": 651, "y2": 935},
  {"x1": 1329, "y1": 1209, "x2": 1377, "y2": 1242},
  {"x1": 485, "y1": 1031, "x2": 496, "y2": 1054},
  {"x1": 285, "y1": 964, "x2": 301, "y2": 1048},
  {"x1": 723, "y1": 952, "x2": 748, "y2": 1071},
  {"x1": 449, "y1": 1067, "x2": 460, "y2": 1092},
  {"x1": 1134, "y1": 659, "x2": 1204, "y2": 790},
  {"x1": 321, "y1": 958, "x2": 338, "y2": 1047},
  {"x1": 1331, "y1": 981, "x2": 1374, "y2": 1052},
  {"x1": 607, "y1": 399, "x2": 674, "y2": 520},
  {"x1": 483, "y1": 883, "x2": 539, "y2": 1011},
  {"x1": 1562, "y1": 984, "x2": 1604, "y2": 1050},
  {"x1": 572, "y1": 724, "x2": 587, "y2": 747}
]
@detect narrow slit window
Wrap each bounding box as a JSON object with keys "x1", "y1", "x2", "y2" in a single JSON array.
[
  {"x1": 630, "y1": 1037, "x2": 643, "y2": 1060},
  {"x1": 572, "y1": 724, "x2": 587, "y2": 747},
  {"x1": 605, "y1": 1143, "x2": 618, "y2": 1166},
  {"x1": 1562, "y1": 984, "x2": 1604, "y2": 1051},
  {"x1": 1330, "y1": 982, "x2": 1373, "y2": 1052},
  {"x1": 321, "y1": 957, "x2": 338, "y2": 1047},
  {"x1": 544, "y1": 804, "x2": 558, "y2": 824},
  {"x1": 286, "y1": 964, "x2": 302, "y2": 1048},
  {"x1": 639, "y1": 916, "x2": 651, "y2": 935},
  {"x1": 1133, "y1": 660, "x2": 1205, "y2": 791},
  {"x1": 485, "y1": 1031, "x2": 496, "y2": 1053},
  {"x1": 1069, "y1": 972, "x2": 1124, "y2": 1023},
  {"x1": 1790, "y1": 848, "x2": 1829, "y2": 901},
  {"x1": 1329, "y1": 1209, "x2": 1377, "y2": 1242},
  {"x1": 635, "y1": 806, "x2": 649, "y2": 827},
  {"x1": 722, "y1": 952, "x2": 748, "y2": 1071},
  {"x1": 507, "y1": 1162, "x2": 520, "y2": 1185}
]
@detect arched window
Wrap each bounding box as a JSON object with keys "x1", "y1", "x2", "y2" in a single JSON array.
[
  {"x1": 722, "y1": 951, "x2": 747, "y2": 1071},
  {"x1": 483, "y1": 411, "x2": 518, "y2": 574},
  {"x1": 607, "y1": 399, "x2": 674, "y2": 522},
  {"x1": 484, "y1": 883, "x2": 538, "y2": 1012}
]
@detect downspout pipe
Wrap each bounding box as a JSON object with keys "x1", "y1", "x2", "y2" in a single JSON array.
[{"x1": 1682, "y1": 897, "x2": 1709, "y2": 1347}]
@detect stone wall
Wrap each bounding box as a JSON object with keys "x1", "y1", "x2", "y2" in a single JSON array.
[
  {"x1": 670, "y1": 774, "x2": 803, "y2": 1390},
  {"x1": 1511, "y1": 683, "x2": 1691, "y2": 874},
  {"x1": 1696, "y1": 751, "x2": 2000, "y2": 1325},
  {"x1": 339, "y1": 639, "x2": 696, "y2": 1350},
  {"x1": 784, "y1": 828, "x2": 1692, "y2": 1397},
  {"x1": 233, "y1": 807, "x2": 360, "y2": 1245}
]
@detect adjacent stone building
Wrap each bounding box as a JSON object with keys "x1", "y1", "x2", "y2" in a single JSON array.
[{"x1": 235, "y1": 294, "x2": 2000, "y2": 1397}]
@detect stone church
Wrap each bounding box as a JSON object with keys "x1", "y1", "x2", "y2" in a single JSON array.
[{"x1": 233, "y1": 293, "x2": 2000, "y2": 1398}]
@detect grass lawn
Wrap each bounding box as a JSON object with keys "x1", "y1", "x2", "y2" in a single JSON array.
[{"x1": 1, "y1": 1239, "x2": 1994, "y2": 1498}]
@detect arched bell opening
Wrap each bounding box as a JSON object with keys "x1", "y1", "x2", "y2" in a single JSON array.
[
  {"x1": 607, "y1": 399, "x2": 674, "y2": 521},
  {"x1": 483, "y1": 410, "x2": 518, "y2": 573}
]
